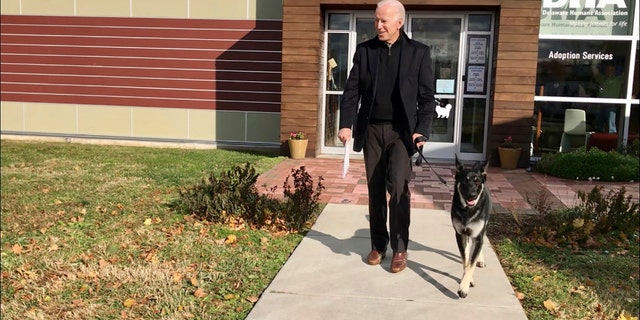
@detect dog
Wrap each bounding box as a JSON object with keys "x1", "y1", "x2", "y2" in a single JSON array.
[{"x1": 451, "y1": 155, "x2": 491, "y2": 298}]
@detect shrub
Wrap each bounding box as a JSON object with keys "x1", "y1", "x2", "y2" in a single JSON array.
[
  {"x1": 172, "y1": 163, "x2": 324, "y2": 232},
  {"x1": 172, "y1": 163, "x2": 265, "y2": 225},
  {"x1": 535, "y1": 147, "x2": 639, "y2": 182},
  {"x1": 279, "y1": 166, "x2": 325, "y2": 231},
  {"x1": 527, "y1": 186, "x2": 639, "y2": 248}
]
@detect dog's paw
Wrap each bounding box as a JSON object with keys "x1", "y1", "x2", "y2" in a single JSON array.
[
  {"x1": 457, "y1": 288, "x2": 468, "y2": 298},
  {"x1": 476, "y1": 261, "x2": 486, "y2": 268}
]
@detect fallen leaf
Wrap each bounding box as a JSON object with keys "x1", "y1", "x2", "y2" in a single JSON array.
[
  {"x1": 171, "y1": 272, "x2": 183, "y2": 283},
  {"x1": 543, "y1": 299, "x2": 558, "y2": 312},
  {"x1": 533, "y1": 275, "x2": 542, "y2": 282},
  {"x1": 569, "y1": 286, "x2": 585, "y2": 295},
  {"x1": 224, "y1": 293, "x2": 235, "y2": 300},
  {"x1": 225, "y1": 234, "x2": 237, "y2": 244},
  {"x1": 609, "y1": 286, "x2": 617, "y2": 293},
  {"x1": 572, "y1": 218, "x2": 584, "y2": 228},
  {"x1": 123, "y1": 298, "x2": 136, "y2": 307},
  {"x1": 595, "y1": 303, "x2": 603, "y2": 312},
  {"x1": 194, "y1": 288, "x2": 207, "y2": 298},
  {"x1": 515, "y1": 291, "x2": 525, "y2": 300},
  {"x1": 72, "y1": 299, "x2": 83, "y2": 306},
  {"x1": 618, "y1": 310, "x2": 638, "y2": 320},
  {"x1": 11, "y1": 244, "x2": 23, "y2": 255},
  {"x1": 260, "y1": 237, "x2": 269, "y2": 244},
  {"x1": 247, "y1": 296, "x2": 259, "y2": 303},
  {"x1": 144, "y1": 218, "x2": 152, "y2": 226},
  {"x1": 190, "y1": 277, "x2": 198, "y2": 287},
  {"x1": 585, "y1": 279, "x2": 595, "y2": 286}
]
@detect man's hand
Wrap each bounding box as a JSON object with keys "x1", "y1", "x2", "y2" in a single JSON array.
[
  {"x1": 413, "y1": 133, "x2": 427, "y2": 148},
  {"x1": 338, "y1": 128, "x2": 352, "y2": 144}
]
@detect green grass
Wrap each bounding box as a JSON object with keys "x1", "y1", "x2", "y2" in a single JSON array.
[
  {"x1": 2, "y1": 139, "x2": 638, "y2": 319},
  {"x1": 488, "y1": 212, "x2": 639, "y2": 320},
  {"x1": 1, "y1": 140, "x2": 295, "y2": 319}
]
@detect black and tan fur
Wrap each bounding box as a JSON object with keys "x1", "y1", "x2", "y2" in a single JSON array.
[{"x1": 451, "y1": 156, "x2": 491, "y2": 298}]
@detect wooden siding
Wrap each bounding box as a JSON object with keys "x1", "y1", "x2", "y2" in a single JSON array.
[
  {"x1": 1, "y1": 15, "x2": 282, "y2": 112},
  {"x1": 281, "y1": 0, "x2": 540, "y2": 162},
  {"x1": 491, "y1": 0, "x2": 541, "y2": 166}
]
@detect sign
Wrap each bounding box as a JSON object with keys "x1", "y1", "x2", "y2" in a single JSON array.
[
  {"x1": 466, "y1": 66, "x2": 485, "y2": 93},
  {"x1": 468, "y1": 38, "x2": 487, "y2": 64},
  {"x1": 539, "y1": 0, "x2": 631, "y2": 35},
  {"x1": 436, "y1": 79, "x2": 455, "y2": 94}
]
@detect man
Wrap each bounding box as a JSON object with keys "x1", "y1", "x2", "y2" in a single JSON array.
[
  {"x1": 338, "y1": 0, "x2": 435, "y2": 273},
  {"x1": 592, "y1": 61, "x2": 624, "y2": 133}
]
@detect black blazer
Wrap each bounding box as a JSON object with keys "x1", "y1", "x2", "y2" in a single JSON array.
[{"x1": 339, "y1": 30, "x2": 436, "y2": 155}]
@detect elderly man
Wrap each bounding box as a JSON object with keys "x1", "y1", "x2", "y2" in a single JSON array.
[{"x1": 338, "y1": 0, "x2": 436, "y2": 273}]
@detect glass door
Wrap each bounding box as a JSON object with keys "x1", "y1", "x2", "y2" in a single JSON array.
[
  {"x1": 322, "y1": 12, "x2": 493, "y2": 161},
  {"x1": 409, "y1": 15, "x2": 464, "y2": 159}
]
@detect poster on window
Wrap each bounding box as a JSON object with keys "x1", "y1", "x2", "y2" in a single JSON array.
[
  {"x1": 539, "y1": 0, "x2": 631, "y2": 36},
  {"x1": 468, "y1": 38, "x2": 487, "y2": 64},
  {"x1": 466, "y1": 66, "x2": 485, "y2": 93}
]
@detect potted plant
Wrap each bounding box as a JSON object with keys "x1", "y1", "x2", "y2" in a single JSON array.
[
  {"x1": 498, "y1": 136, "x2": 521, "y2": 169},
  {"x1": 288, "y1": 131, "x2": 308, "y2": 159}
]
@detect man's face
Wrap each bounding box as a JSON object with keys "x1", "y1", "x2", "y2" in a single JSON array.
[
  {"x1": 375, "y1": 5, "x2": 403, "y2": 43},
  {"x1": 605, "y1": 65, "x2": 616, "y2": 78}
]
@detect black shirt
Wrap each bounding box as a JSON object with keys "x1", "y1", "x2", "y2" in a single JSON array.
[{"x1": 370, "y1": 36, "x2": 403, "y2": 123}]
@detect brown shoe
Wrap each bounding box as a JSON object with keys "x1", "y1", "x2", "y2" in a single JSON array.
[
  {"x1": 366, "y1": 250, "x2": 386, "y2": 265},
  {"x1": 390, "y1": 252, "x2": 407, "y2": 273}
]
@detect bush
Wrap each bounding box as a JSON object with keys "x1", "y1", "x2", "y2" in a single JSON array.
[
  {"x1": 527, "y1": 186, "x2": 639, "y2": 248},
  {"x1": 172, "y1": 163, "x2": 324, "y2": 232},
  {"x1": 535, "y1": 147, "x2": 639, "y2": 182},
  {"x1": 280, "y1": 166, "x2": 325, "y2": 231}
]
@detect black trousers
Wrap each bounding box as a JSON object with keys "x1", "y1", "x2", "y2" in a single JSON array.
[{"x1": 363, "y1": 123, "x2": 412, "y2": 253}]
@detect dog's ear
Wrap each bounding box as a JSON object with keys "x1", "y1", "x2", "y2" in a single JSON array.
[
  {"x1": 480, "y1": 156, "x2": 490, "y2": 182},
  {"x1": 455, "y1": 154, "x2": 464, "y2": 173}
]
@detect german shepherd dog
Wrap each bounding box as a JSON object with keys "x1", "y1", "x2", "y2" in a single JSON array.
[{"x1": 451, "y1": 156, "x2": 491, "y2": 298}]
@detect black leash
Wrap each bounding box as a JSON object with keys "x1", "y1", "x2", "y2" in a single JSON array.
[{"x1": 414, "y1": 136, "x2": 448, "y2": 185}]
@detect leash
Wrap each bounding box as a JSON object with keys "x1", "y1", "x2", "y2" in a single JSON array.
[{"x1": 414, "y1": 136, "x2": 448, "y2": 185}]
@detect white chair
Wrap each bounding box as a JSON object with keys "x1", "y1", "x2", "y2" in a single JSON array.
[{"x1": 559, "y1": 109, "x2": 589, "y2": 152}]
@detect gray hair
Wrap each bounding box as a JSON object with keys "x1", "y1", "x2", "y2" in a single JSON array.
[{"x1": 377, "y1": 0, "x2": 405, "y2": 21}]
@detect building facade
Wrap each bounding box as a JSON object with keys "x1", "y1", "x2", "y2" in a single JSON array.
[{"x1": 1, "y1": 0, "x2": 638, "y2": 167}]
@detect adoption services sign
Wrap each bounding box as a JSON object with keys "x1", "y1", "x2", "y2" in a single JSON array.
[{"x1": 540, "y1": 0, "x2": 631, "y2": 36}]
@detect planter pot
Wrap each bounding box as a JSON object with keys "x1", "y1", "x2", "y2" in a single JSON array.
[
  {"x1": 498, "y1": 147, "x2": 522, "y2": 170},
  {"x1": 288, "y1": 139, "x2": 308, "y2": 159}
]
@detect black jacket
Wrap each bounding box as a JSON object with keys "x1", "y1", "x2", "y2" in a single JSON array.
[{"x1": 339, "y1": 30, "x2": 436, "y2": 155}]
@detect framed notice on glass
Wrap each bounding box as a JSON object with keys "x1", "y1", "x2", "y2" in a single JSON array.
[
  {"x1": 466, "y1": 66, "x2": 486, "y2": 93},
  {"x1": 468, "y1": 38, "x2": 487, "y2": 64}
]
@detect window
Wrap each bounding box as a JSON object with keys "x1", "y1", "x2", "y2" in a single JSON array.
[{"x1": 534, "y1": 0, "x2": 638, "y2": 154}]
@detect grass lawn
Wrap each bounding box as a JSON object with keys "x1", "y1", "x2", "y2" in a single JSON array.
[
  {"x1": 1, "y1": 140, "x2": 297, "y2": 319},
  {"x1": 488, "y1": 212, "x2": 639, "y2": 320},
  {"x1": 2, "y1": 140, "x2": 638, "y2": 319}
]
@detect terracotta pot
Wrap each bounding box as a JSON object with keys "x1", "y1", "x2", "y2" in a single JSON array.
[
  {"x1": 288, "y1": 139, "x2": 308, "y2": 159},
  {"x1": 498, "y1": 147, "x2": 522, "y2": 170}
]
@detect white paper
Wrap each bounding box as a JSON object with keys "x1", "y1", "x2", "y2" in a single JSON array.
[
  {"x1": 466, "y1": 65, "x2": 485, "y2": 92},
  {"x1": 436, "y1": 79, "x2": 455, "y2": 94},
  {"x1": 468, "y1": 37, "x2": 487, "y2": 64},
  {"x1": 342, "y1": 140, "x2": 350, "y2": 178}
]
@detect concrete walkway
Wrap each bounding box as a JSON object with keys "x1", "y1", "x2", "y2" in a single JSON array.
[
  {"x1": 246, "y1": 203, "x2": 527, "y2": 320},
  {"x1": 247, "y1": 157, "x2": 638, "y2": 319}
]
